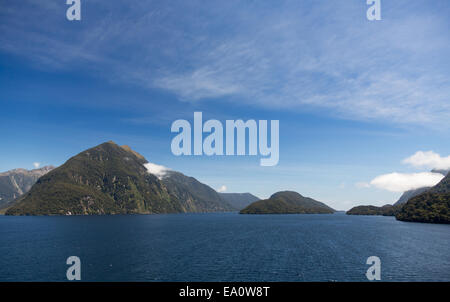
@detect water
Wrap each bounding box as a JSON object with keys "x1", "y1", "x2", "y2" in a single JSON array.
[{"x1": 0, "y1": 212, "x2": 449, "y2": 281}]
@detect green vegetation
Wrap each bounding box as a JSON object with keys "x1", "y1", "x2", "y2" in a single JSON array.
[
  {"x1": 428, "y1": 172, "x2": 450, "y2": 194},
  {"x1": 161, "y1": 170, "x2": 234, "y2": 212},
  {"x1": 347, "y1": 172, "x2": 450, "y2": 223},
  {"x1": 396, "y1": 172, "x2": 450, "y2": 224},
  {"x1": 6, "y1": 141, "x2": 232, "y2": 216},
  {"x1": 240, "y1": 191, "x2": 335, "y2": 214},
  {"x1": 396, "y1": 192, "x2": 450, "y2": 224},
  {"x1": 394, "y1": 187, "x2": 430, "y2": 206},
  {"x1": 346, "y1": 204, "x2": 402, "y2": 216}
]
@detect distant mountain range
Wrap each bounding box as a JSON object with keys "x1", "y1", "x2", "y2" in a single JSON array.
[
  {"x1": 240, "y1": 191, "x2": 335, "y2": 214},
  {"x1": 219, "y1": 193, "x2": 260, "y2": 210},
  {"x1": 5, "y1": 142, "x2": 236, "y2": 215},
  {"x1": 2, "y1": 141, "x2": 448, "y2": 223},
  {"x1": 0, "y1": 166, "x2": 54, "y2": 209}
]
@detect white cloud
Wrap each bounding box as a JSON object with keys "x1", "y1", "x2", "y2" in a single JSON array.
[
  {"x1": 217, "y1": 185, "x2": 227, "y2": 193},
  {"x1": 143, "y1": 162, "x2": 171, "y2": 180},
  {"x1": 150, "y1": 10, "x2": 450, "y2": 129},
  {"x1": 33, "y1": 162, "x2": 41, "y2": 169},
  {"x1": 402, "y1": 151, "x2": 450, "y2": 170},
  {"x1": 369, "y1": 172, "x2": 444, "y2": 192}
]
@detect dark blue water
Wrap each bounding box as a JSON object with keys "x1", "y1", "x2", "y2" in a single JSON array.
[{"x1": 0, "y1": 213, "x2": 449, "y2": 281}]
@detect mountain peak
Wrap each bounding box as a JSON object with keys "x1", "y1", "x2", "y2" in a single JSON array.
[
  {"x1": 121, "y1": 145, "x2": 147, "y2": 162},
  {"x1": 270, "y1": 191, "x2": 304, "y2": 200}
]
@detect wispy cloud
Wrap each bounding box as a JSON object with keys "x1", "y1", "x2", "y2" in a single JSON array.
[
  {"x1": 154, "y1": 68, "x2": 242, "y2": 100},
  {"x1": 33, "y1": 162, "x2": 41, "y2": 169},
  {"x1": 1, "y1": 1, "x2": 449, "y2": 127}
]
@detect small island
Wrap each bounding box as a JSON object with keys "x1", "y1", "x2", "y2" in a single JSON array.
[
  {"x1": 240, "y1": 191, "x2": 335, "y2": 214},
  {"x1": 346, "y1": 204, "x2": 401, "y2": 216}
]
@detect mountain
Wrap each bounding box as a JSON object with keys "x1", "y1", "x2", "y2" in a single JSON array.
[
  {"x1": 219, "y1": 193, "x2": 260, "y2": 210},
  {"x1": 161, "y1": 171, "x2": 234, "y2": 212},
  {"x1": 428, "y1": 171, "x2": 450, "y2": 193},
  {"x1": 396, "y1": 172, "x2": 450, "y2": 224},
  {"x1": 346, "y1": 204, "x2": 402, "y2": 216},
  {"x1": 431, "y1": 169, "x2": 450, "y2": 175},
  {"x1": 394, "y1": 187, "x2": 431, "y2": 206},
  {"x1": 394, "y1": 169, "x2": 448, "y2": 206},
  {"x1": 240, "y1": 191, "x2": 335, "y2": 214},
  {"x1": 5, "y1": 141, "x2": 233, "y2": 215},
  {"x1": 0, "y1": 166, "x2": 54, "y2": 209}
]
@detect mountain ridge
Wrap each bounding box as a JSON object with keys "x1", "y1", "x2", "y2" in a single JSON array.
[
  {"x1": 219, "y1": 192, "x2": 260, "y2": 210},
  {"x1": 394, "y1": 187, "x2": 431, "y2": 206},
  {"x1": 0, "y1": 166, "x2": 54, "y2": 209}
]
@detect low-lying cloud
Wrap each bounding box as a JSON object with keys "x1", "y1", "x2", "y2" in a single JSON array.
[
  {"x1": 370, "y1": 172, "x2": 444, "y2": 192},
  {"x1": 143, "y1": 162, "x2": 171, "y2": 180},
  {"x1": 403, "y1": 151, "x2": 450, "y2": 170},
  {"x1": 217, "y1": 185, "x2": 227, "y2": 193}
]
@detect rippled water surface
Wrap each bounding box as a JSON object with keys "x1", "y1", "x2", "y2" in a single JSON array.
[{"x1": 0, "y1": 212, "x2": 449, "y2": 281}]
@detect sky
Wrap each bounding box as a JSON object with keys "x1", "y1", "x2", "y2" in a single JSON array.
[{"x1": 1, "y1": 0, "x2": 449, "y2": 210}]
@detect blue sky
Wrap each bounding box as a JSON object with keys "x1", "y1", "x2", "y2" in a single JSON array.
[{"x1": 1, "y1": 0, "x2": 449, "y2": 210}]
